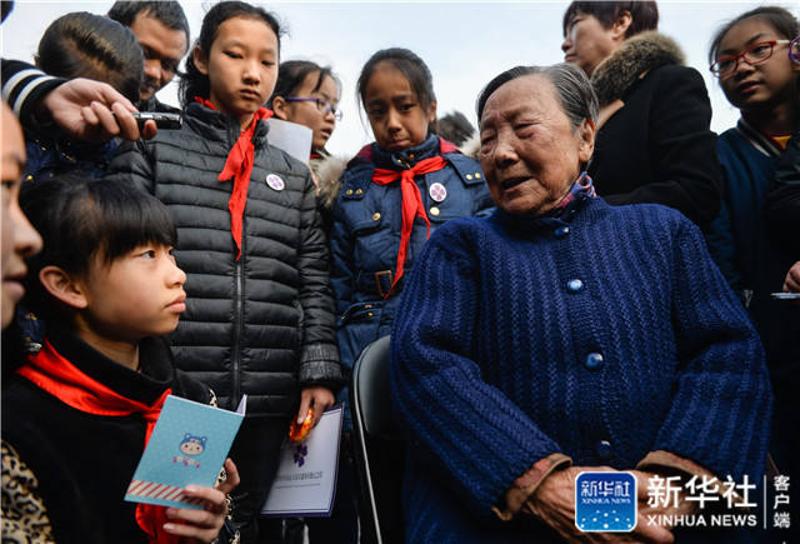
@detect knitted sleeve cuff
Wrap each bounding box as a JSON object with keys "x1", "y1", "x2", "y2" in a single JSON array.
[
  {"x1": 636, "y1": 450, "x2": 715, "y2": 479},
  {"x1": 492, "y1": 453, "x2": 572, "y2": 522},
  {"x1": 637, "y1": 450, "x2": 746, "y2": 510}
]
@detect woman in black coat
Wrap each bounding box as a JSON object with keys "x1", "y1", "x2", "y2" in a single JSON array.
[{"x1": 561, "y1": 1, "x2": 722, "y2": 230}]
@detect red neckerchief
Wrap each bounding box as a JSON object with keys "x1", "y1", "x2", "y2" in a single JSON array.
[
  {"x1": 371, "y1": 154, "x2": 448, "y2": 297},
  {"x1": 18, "y1": 340, "x2": 177, "y2": 544},
  {"x1": 194, "y1": 97, "x2": 274, "y2": 260}
]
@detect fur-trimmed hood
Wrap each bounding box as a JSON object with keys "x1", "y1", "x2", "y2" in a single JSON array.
[
  {"x1": 591, "y1": 31, "x2": 686, "y2": 107},
  {"x1": 313, "y1": 154, "x2": 349, "y2": 210}
]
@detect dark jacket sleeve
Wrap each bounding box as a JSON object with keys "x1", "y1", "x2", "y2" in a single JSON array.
[
  {"x1": 104, "y1": 139, "x2": 156, "y2": 194},
  {"x1": 329, "y1": 191, "x2": 355, "y2": 318},
  {"x1": 1, "y1": 59, "x2": 65, "y2": 126},
  {"x1": 295, "y1": 169, "x2": 344, "y2": 390},
  {"x1": 604, "y1": 66, "x2": 722, "y2": 229},
  {"x1": 764, "y1": 130, "x2": 800, "y2": 254}
]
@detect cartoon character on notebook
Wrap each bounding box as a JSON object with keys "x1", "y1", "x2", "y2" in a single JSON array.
[{"x1": 173, "y1": 433, "x2": 207, "y2": 469}]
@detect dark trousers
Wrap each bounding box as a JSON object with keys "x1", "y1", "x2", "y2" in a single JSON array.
[{"x1": 229, "y1": 416, "x2": 290, "y2": 543}]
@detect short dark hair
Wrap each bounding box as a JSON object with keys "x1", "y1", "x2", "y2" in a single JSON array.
[
  {"x1": 21, "y1": 175, "x2": 177, "y2": 320},
  {"x1": 476, "y1": 64, "x2": 598, "y2": 129},
  {"x1": 180, "y1": 1, "x2": 282, "y2": 107},
  {"x1": 35, "y1": 11, "x2": 143, "y2": 102},
  {"x1": 108, "y1": 1, "x2": 190, "y2": 45},
  {"x1": 437, "y1": 111, "x2": 475, "y2": 147},
  {"x1": 267, "y1": 60, "x2": 340, "y2": 108},
  {"x1": 562, "y1": 1, "x2": 659, "y2": 38},
  {"x1": 357, "y1": 47, "x2": 437, "y2": 113},
  {"x1": 709, "y1": 6, "x2": 799, "y2": 66}
]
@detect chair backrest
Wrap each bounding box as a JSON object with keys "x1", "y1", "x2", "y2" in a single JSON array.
[{"x1": 350, "y1": 335, "x2": 404, "y2": 544}]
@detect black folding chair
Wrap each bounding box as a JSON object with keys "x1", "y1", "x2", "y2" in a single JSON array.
[{"x1": 350, "y1": 335, "x2": 405, "y2": 544}]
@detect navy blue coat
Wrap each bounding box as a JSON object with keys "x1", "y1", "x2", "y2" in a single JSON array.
[
  {"x1": 392, "y1": 198, "x2": 771, "y2": 543},
  {"x1": 330, "y1": 135, "x2": 493, "y2": 373}
]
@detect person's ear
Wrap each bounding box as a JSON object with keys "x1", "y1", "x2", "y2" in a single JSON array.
[
  {"x1": 577, "y1": 118, "x2": 596, "y2": 165},
  {"x1": 426, "y1": 99, "x2": 438, "y2": 124},
  {"x1": 611, "y1": 10, "x2": 633, "y2": 42},
  {"x1": 193, "y1": 45, "x2": 209, "y2": 76},
  {"x1": 38, "y1": 266, "x2": 88, "y2": 310},
  {"x1": 271, "y1": 96, "x2": 290, "y2": 120}
]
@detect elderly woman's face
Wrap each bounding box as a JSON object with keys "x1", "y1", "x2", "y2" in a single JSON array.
[{"x1": 479, "y1": 75, "x2": 594, "y2": 216}]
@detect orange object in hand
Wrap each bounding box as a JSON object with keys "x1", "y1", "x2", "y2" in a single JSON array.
[{"x1": 288, "y1": 407, "x2": 314, "y2": 443}]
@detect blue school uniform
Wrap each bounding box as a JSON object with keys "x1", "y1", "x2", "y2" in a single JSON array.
[{"x1": 330, "y1": 134, "x2": 493, "y2": 376}]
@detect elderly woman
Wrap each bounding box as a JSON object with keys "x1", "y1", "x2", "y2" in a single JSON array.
[{"x1": 389, "y1": 64, "x2": 772, "y2": 543}]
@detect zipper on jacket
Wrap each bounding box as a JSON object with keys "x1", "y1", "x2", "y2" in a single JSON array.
[
  {"x1": 228, "y1": 122, "x2": 244, "y2": 409},
  {"x1": 233, "y1": 259, "x2": 243, "y2": 406}
]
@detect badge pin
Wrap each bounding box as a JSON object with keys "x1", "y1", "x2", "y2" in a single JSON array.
[
  {"x1": 429, "y1": 182, "x2": 447, "y2": 202},
  {"x1": 266, "y1": 174, "x2": 285, "y2": 191}
]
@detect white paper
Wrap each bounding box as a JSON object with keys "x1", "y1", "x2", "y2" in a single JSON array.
[
  {"x1": 266, "y1": 118, "x2": 313, "y2": 164},
  {"x1": 261, "y1": 407, "x2": 343, "y2": 517}
]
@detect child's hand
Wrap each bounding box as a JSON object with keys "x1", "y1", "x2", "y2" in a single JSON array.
[
  {"x1": 297, "y1": 386, "x2": 335, "y2": 429},
  {"x1": 162, "y1": 458, "x2": 240, "y2": 543}
]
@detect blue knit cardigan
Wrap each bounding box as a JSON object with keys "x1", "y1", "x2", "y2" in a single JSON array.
[{"x1": 390, "y1": 198, "x2": 771, "y2": 543}]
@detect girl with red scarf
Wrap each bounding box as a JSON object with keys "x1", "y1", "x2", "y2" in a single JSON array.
[
  {"x1": 2, "y1": 176, "x2": 236, "y2": 544},
  {"x1": 107, "y1": 3, "x2": 343, "y2": 542},
  {"x1": 326, "y1": 48, "x2": 493, "y2": 543}
]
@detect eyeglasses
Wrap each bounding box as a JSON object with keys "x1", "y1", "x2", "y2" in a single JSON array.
[
  {"x1": 790, "y1": 35, "x2": 800, "y2": 64},
  {"x1": 710, "y1": 39, "x2": 791, "y2": 78},
  {"x1": 284, "y1": 96, "x2": 342, "y2": 120}
]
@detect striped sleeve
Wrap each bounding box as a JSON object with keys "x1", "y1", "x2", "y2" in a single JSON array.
[{"x1": 1, "y1": 59, "x2": 64, "y2": 121}]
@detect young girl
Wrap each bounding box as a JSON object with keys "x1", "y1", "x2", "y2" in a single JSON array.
[
  {"x1": 331, "y1": 47, "x2": 493, "y2": 376},
  {"x1": 107, "y1": 3, "x2": 342, "y2": 541},
  {"x1": 269, "y1": 60, "x2": 343, "y2": 230},
  {"x1": 707, "y1": 4, "x2": 800, "y2": 509},
  {"x1": 2, "y1": 176, "x2": 235, "y2": 543},
  {"x1": 25, "y1": 11, "x2": 143, "y2": 182},
  {"x1": 269, "y1": 60, "x2": 341, "y2": 167}
]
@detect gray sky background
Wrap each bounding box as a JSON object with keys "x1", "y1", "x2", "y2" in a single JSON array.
[{"x1": 2, "y1": 1, "x2": 798, "y2": 156}]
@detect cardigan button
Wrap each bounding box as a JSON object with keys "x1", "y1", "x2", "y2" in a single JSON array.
[
  {"x1": 596, "y1": 440, "x2": 613, "y2": 461},
  {"x1": 555, "y1": 226, "x2": 571, "y2": 238},
  {"x1": 585, "y1": 352, "x2": 604, "y2": 370},
  {"x1": 466, "y1": 174, "x2": 473, "y2": 181},
  {"x1": 430, "y1": 206, "x2": 441, "y2": 217},
  {"x1": 372, "y1": 212, "x2": 381, "y2": 221},
  {"x1": 355, "y1": 188, "x2": 364, "y2": 195},
  {"x1": 345, "y1": 189, "x2": 353, "y2": 196},
  {"x1": 566, "y1": 278, "x2": 584, "y2": 293}
]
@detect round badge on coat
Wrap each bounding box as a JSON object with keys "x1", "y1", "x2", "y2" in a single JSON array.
[
  {"x1": 429, "y1": 182, "x2": 447, "y2": 203},
  {"x1": 266, "y1": 173, "x2": 285, "y2": 191}
]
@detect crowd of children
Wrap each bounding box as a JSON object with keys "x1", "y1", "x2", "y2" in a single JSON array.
[{"x1": 1, "y1": 1, "x2": 798, "y2": 543}]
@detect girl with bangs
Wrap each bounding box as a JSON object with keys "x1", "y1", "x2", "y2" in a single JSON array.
[{"x1": 2, "y1": 176, "x2": 236, "y2": 543}]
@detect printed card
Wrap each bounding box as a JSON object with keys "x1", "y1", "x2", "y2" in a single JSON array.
[
  {"x1": 261, "y1": 406, "x2": 344, "y2": 517},
  {"x1": 124, "y1": 395, "x2": 246, "y2": 510}
]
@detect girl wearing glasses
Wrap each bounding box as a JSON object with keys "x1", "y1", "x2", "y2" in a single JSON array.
[
  {"x1": 707, "y1": 5, "x2": 800, "y2": 500},
  {"x1": 270, "y1": 60, "x2": 343, "y2": 231}
]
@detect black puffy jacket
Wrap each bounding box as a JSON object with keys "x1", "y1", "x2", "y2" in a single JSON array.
[{"x1": 107, "y1": 103, "x2": 342, "y2": 417}]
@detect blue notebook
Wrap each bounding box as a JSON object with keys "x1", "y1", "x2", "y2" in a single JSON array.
[{"x1": 124, "y1": 394, "x2": 246, "y2": 510}]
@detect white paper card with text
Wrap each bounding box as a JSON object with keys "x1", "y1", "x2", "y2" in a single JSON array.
[{"x1": 261, "y1": 406, "x2": 343, "y2": 517}]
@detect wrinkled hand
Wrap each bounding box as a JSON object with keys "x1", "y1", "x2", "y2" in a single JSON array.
[
  {"x1": 39, "y1": 78, "x2": 157, "y2": 142},
  {"x1": 296, "y1": 386, "x2": 335, "y2": 430},
  {"x1": 527, "y1": 466, "x2": 675, "y2": 544},
  {"x1": 162, "y1": 459, "x2": 239, "y2": 543},
  {"x1": 633, "y1": 470, "x2": 696, "y2": 523},
  {"x1": 784, "y1": 261, "x2": 800, "y2": 294}
]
